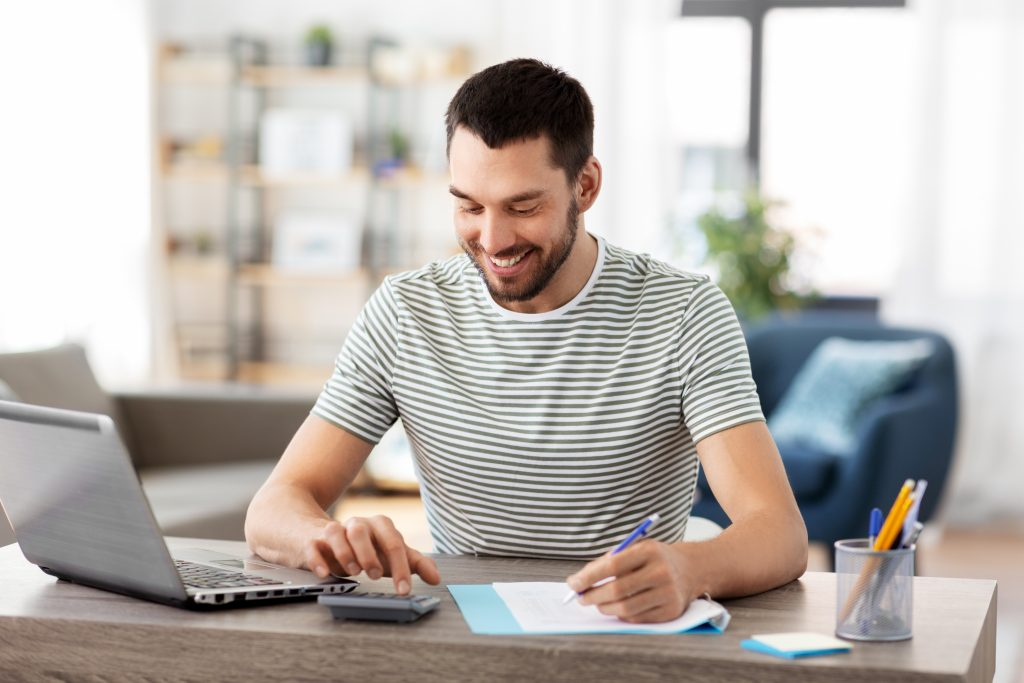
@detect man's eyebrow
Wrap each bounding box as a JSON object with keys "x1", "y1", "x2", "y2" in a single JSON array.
[
  {"x1": 448, "y1": 185, "x2": 548, "y2": 204},
  {"x1": 504, "y1": 189, "x2": 547, "y2": 204},
  {"x1": 449, "y1": 185, "x2": 474, "y2": 201}
]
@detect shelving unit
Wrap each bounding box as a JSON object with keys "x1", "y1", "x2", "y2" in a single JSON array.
[
  {"x1": 240, "y1": 65, "x2": 368, "y2": 88},
  {"x1": 155, "y1": 36, "x2": 466, "y2": 386}
]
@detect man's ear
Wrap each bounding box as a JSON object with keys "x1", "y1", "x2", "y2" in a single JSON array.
[{"x1": 576, "y1": 156, "x2": 602, "y2": 213}]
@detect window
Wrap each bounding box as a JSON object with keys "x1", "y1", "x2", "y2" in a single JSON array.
[
  {"x1": 762, "y1": 9, "x2": 916, "y2": 294},
  {"x1": 668, "y1": 2, "x2": 912, "y2": 295},
  {"x1": 664, "y1": 18, "x2": 751, "y2": 267},
  {"x1": 0, "y1": 1, "x2": 152, "y2": 382}
]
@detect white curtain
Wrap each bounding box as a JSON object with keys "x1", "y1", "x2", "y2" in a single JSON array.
[
  {"x1": 883, "y1": 0, "x2": 1024, "y2": 525},
  {"x1": 491, "y1": 0, "x2": 679, "y2": 256},
  {"x1": 0, "y1": 0, "x2": 153, "y2": 386}
]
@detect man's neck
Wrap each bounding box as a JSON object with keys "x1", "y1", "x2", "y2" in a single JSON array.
[{"x1": 501, "y1": 230, "x2": 599, "y2": 315}]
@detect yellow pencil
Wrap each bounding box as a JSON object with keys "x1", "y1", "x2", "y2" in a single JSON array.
[
  {"x1": 873, "y1": 479, "x2": 914, "y2": 551},
  {"x1": 877, "y1": 494, "x2": 915, "y2": 551}
]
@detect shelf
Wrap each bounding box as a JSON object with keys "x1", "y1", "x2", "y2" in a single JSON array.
[
  {"x1": 167, "y1": 255, "x2": 231, "y2": 278},
  {"x1": 163, "y1": 163, "x2": 362, "y2": 186},
  {"x1": 236, "y1": 264, "x2": 368, "y2": 288},
  {"x1": 374, "y1": 166, "x2": 450, "y2": 189},
  {"x1": 240, "y1": 65, "x2": 370, "y2": 88},
  {"x1": 239, "y1": 164, "x2": 371, "y2": 187},
  {"x1": 161, "y1": 161, "x2": 229, "y2": 183},
  {"x1": 161, "y1": 163, "x2": 446, "y2": 188},
  {"x1": 240, "y1": 165, "x2": 447, "y2": 188},
  {"x1": 168, "y1": 260, "x2": 367, "y2": 286},
  {"x1": 160, "y1": 61, "x2": 466, "y2": 89},
  {"x1": 177, "y1": 360, "x2": 233, "y2": 382},
  {"x1": 237, "y1": 361, "x2": 333, "y2": 387},
  {"x1": 159, "y1": 56, "x2": 232, "y2": 85}
]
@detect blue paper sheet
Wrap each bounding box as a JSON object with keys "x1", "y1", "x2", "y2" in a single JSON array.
[{"x1": 447, "y1": 584, "x2": 724, "y2": 635}]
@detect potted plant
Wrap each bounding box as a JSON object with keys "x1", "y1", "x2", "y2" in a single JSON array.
[
  {"x1": 304, "y1": 24, "x2": 333, "y2": 67},
  {"x1": 697, "y1": 192, "x2": 816, "y2": 320}
]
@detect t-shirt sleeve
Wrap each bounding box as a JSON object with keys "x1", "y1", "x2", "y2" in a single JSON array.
[
  {"x1": 679, "y1": 280, "x2": 765, "y2": 443},
  {"x1": 311, "y1": 278, "x2": 401, "y2": 444}
]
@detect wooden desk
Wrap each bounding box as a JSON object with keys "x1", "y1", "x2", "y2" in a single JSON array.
[{"x1": 0, "y1": 539, "x2": 996, "y2": 682}]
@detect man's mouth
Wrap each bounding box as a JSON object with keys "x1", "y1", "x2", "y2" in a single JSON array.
[{"x1": 489, "y1": 251, "x2": 528, "y2": 268}]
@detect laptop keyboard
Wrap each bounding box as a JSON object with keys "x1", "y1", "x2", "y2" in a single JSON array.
[{"x1": 175, "y1": 560, "x2": 280, "y2": 590}]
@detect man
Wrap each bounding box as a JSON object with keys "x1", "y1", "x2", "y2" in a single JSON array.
[{"x1": 245, "y1": 58, "x2": 807, "y2": 623}]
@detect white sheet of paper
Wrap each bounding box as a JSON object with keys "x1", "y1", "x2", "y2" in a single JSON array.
[{"x1": 492, "y1": 582, "x2": 724, "y2": 633}]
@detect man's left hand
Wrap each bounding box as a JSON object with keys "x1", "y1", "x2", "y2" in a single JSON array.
[{"x1": 565, "y1": 540, "x2": 699, "y2": 623}]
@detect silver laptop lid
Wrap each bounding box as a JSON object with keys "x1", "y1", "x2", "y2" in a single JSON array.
[{"x1": 0, "y1": 400, "x2": 188, "y2": 603}]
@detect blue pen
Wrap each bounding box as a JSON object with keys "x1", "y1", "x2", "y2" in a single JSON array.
[
  {"x1": 562, "y1": 513, "x2": 661, "y2": 604},
  {"x1": 868, "y1": 507, "x2": 883, "y2": 548}
]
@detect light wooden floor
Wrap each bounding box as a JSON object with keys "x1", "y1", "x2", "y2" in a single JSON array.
[{"x1": 337, "y1": 494, "x2": 1024, "y2": 683}]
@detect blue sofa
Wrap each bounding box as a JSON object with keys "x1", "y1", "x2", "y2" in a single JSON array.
[{"x1": 691, "y1": 312, "x2": 958, "y2": 553}]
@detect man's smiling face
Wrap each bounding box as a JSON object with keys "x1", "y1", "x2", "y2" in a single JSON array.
[{"x1": 449, "y1": 127, "x2": 580, "y2": 306}]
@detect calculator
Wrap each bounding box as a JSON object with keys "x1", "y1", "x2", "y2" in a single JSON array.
[{"x1": 318, "y1": 591, "x2": 441, "y2": 623}]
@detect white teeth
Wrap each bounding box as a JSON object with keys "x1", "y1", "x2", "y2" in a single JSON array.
[{"x1": 490, "y1": 252, "x2": 526, "y2": 268}]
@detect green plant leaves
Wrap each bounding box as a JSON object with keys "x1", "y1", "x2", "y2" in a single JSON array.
[{"x1": 697, "y1": 192, "x2": 815, "y2": 320}]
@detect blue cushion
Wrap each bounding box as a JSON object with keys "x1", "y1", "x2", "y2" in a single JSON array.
[
  {"x1": 767, "y1": 337, "x2": 934, "y2": 455},
  {"x1": 777, "y1": 440, "x2": 841, "y2": 500}
]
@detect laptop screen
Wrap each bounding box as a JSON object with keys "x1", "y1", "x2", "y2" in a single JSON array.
[{"x1": 0, "y1": 401, "x2": 187, "y2": 601}]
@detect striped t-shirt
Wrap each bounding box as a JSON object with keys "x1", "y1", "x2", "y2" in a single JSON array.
[{"x1": 313, "y1": 237, "x2": 764, "y2": 558}]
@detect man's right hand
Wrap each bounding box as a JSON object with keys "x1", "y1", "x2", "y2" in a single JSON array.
[
  {"x1": 245, "y1": 416, "x2": 441, "y2": 596},
  {"x1": 305, "y1": 515, "x2": 441, "y2": 595}
]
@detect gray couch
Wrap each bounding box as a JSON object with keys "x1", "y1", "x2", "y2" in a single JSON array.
[{"x1": 0, "y1": 344, "x2": 317, "y2": 547}]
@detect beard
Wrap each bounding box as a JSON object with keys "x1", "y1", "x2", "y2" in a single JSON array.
[{"x1": 460, "y1": 198, "x2": 580, "y2": 304}]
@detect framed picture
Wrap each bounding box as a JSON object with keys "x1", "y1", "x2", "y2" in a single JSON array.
[
  {"x1": 259, "y1": 109, "x2": 353, "y2": 176},
  {"x1": 272, "y1": 209, "x2": 361, "y2": 272}
]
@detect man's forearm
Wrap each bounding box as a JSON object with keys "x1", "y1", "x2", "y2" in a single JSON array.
[
  {"x1": 679, "y1": 508, "x2": 808, "y2": 600},
  {"x1": 244, "y1": 482, "x2": 335, "y2": 568}
]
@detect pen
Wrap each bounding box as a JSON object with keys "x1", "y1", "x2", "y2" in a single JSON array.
[
  {"x1": 901, "y1": 521, "x2": 925, "y2": 549},
  {"x1": 868, "y1": 507, "x2": 883, "y2": 548},
  {"x1": 900, "y1": 480, "x2": 928, "y2": 548},
  {"x1": 561, "y1": 513, "x2": 661, "y2": 604}
]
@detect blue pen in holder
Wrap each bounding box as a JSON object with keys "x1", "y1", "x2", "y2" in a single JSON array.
[{"x1": 835, "y1": 539, "x2": 915, "y2": 641}]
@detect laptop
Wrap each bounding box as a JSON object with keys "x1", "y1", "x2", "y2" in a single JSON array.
[{"x1": 0, "y1": 400, "x2": 358, "y2": 608}]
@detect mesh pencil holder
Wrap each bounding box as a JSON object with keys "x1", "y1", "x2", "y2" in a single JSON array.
[{"x1": 835, "y1": 538, "x2": 915, "y2": 641}]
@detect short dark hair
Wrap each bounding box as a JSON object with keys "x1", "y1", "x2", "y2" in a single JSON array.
[{"x1": 445, "y1": 58, "x2": 594, "y2": 184}]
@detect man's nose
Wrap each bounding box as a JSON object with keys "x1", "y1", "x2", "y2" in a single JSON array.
[{"x1": 478, "y1": 212, "x2": 518, "y2": 256}]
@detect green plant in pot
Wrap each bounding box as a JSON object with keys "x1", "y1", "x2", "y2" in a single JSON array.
[
  {"x1": 697, "y1": 192, "x2": 815, "y2": 321},
  {"x1": 388, "y1": 129, "x2": 410, "y2": 164},
  {"x1": 304, "y1": 24, "x2": 334, "y2": 67}
]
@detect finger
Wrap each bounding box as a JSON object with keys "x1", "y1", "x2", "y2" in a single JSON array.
[
  {"x1": 577, "y1": 563, "x2": 654, "y2": 608},
  {"x1": 367, "y1": 516, "x2": 413, "y2": 594},
  {"x1": 594, "y1": 586, "x2": 665, "y2": 620},
  {"x1": 567, "y1": 542, "x2": 652, "y2": 594},
  {"x1": 621, "y1": 601, "x2": 686, "y2": 624},
  {"x1": 407, "y1": 547, "x2": 442, "y2": 585},
  {"x1": 305, "y1": 540, "x2": 342, "y2": 578},
  {"x1": 322, "y1": 522, "x2": 361, "y2": 576},
  {"x1": 344, "y1": 518, "x2": 384, "y2": 580}
]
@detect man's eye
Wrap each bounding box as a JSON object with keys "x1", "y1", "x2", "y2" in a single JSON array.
[
  {"x1": 510, "y1": 206, "x2": 538, "y2": 216},
  {"x1": 460, "y1": 205, "x2": 483, "y2": 215}
]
